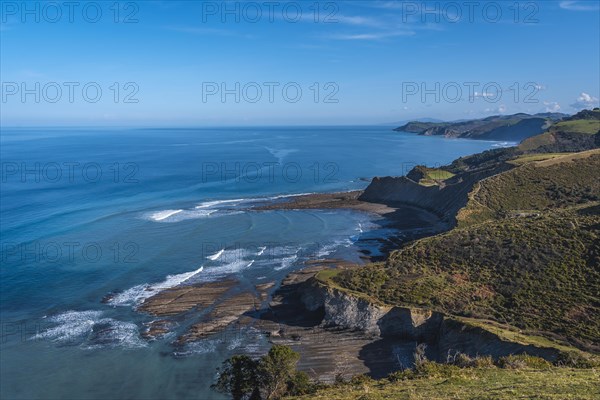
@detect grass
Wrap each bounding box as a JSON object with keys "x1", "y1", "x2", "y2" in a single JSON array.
[
  {"x1": 419, "y1": 168, "x2": 454, "y2": 186},
  {"x1": 417, "y1": 168, "x2": 456, "y2": 186},
  {"x1": 455, "y1": 316, "x2": 592, "y2": 356},
  {"x1": 334, "y1": 150, "x2": 600, "y2": 352},
  {"x1": 507, "y1": 152, "x2": 570, "y2": 165},
  {"x1": 287, "y1": 367, "x2": 600, "y2": 399},
  {"x1": 518, "y1": 131, "x2": 556, "y2": 152},
  {"x1": 553, "y1": 119, "x2": 600, "y2": 135},
  {"x1": 408, "y1": 166, "x2": 456, "y2": 186},
  {"x1": 458, "y1": 152, "x2": 600, "y2": 226},
  {"x1": 314, "y1": 268, "x2": 342, "y2": 283},
  {"x1": 335, "y1": 205, "x2": 600, "y2": 352},
  {"x1": 424, "y1": 168, "x2": 455, "y2": 181}
]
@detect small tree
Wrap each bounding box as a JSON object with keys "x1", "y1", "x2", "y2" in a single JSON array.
[
  {"x1": 258, "y1": 345, "x2": 301, "y2": 400},
  {"x1": 286, "y1": 371, "x2": 315, "y2": 396},
  {"x1": 212, "y1": 355, "x2": 260, "y2": 400}
]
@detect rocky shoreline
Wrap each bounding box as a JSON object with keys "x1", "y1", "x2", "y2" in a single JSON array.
[
  {"x1": 126, "y1": 185, "x2": 461, "y2": 378},
  {"x1": 128, "y1": 173, "x2": 569, "y2": 379},
  {"x1": 132, "y1": 257, "x2": 565, "y2": 381},
  {"x1": 250, "y1": 190, "x2": 451, "y2": 260}
]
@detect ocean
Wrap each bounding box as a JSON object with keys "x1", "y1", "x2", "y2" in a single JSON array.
[{"x1": 0, "y1": 126, "x2": 501, "y2": 399}]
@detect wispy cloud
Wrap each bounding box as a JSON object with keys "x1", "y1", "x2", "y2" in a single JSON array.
[
  {"x1": 327, "y1": 30, "x2": 415, "y2": 40},
  {"x1": 559, "y1": 1, "x2": 600, "y2": 11},
  {"x1": 335, "y1": 15, "x2": 383, "y2": 27},
  {"x1": 163, "y1": 25, "x2": 238, "y2": 36}
]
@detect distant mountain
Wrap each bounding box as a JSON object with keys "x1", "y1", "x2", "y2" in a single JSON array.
[
  {"x1": 394, "y1": 112, "x2": 569, "y2": 142},
  {"x1": 382, "y1": 117, "x2": 444, "y2": 126}
]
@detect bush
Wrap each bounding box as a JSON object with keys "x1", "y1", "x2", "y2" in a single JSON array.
[
  {"x1": 472, "y1": 355, "x2": 496, "y2": 368},
  {"x1": 211, "y1": 355, "x2": 260, "y2": 400},
  {"x1": 555, "y1": 352, "x2": 600, "y2": 369},
  {"x1": 350, "y1": 374, "x2": 375, "y2": 387},
  {"x1": 213, "y1": 345, "x2": 316, "y2": 400},
  {"x1": 387, "y1": 369, "x2": 415, "y2": 382},
  {"x1": 447, "y1": 352, "x2": 496, "y2": 368},
  {"x1": 286, "y1": 371, "x2": 316, "y2": 396},
  {"x1": 259, "y1": 345, "x2": 302, "y2": 399},
  {"x1": 498, "y1": 354, "x2": 552, "y2": 370}
]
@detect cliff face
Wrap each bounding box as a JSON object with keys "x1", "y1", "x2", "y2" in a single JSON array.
[
  {"x1": 300, "y1": 280, "x2": 442, "y2": 338},
  {"x1": 358, "y1": 170, "x2": 493, "y2": 224},
  {"x1": 298, "y1": 279, "x2": 562, "y2": 362}
]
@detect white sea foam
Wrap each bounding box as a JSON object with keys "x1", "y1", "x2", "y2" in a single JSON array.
[
  {"x1": 195, "y1": 198, "x2": 246, "y2": 209},
  {"x1": 109, "y1": 247, "x2": 257, "y2": 309},
  {"x1": 108, "y1": 266, "x2": 204, "y2": 306},
  {"x1": 32, "y1": 310, "x2": 146, "y2": 349},
  {"x1": 147, "y1": 193, "x2": 317, "y2": 223},
  {"x1": 202, "y1": 248, "x2": 252, "y2": 278},
  {"x1": 491, "y1": 141, "x2": 517, "y2": 148},
  {"x1": 315, "y1": 238, "x2": 353, "y2": 258},
  {"x1": 274, "y1": 254, "x2": 298, "y2": 271},
  {"x1": 150, "y1": 209, "x2": 183, "y2": 221},
  {"x1": 207, "y1": 249, "x2": 225, "y2": 261},
  {"x1": 176, "y1": 339, "x2": 220, "y2": 355}
]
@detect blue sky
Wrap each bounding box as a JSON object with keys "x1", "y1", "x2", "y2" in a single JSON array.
[{"x1": 1, "y1": 0, "x2": 599, "y2": 126}]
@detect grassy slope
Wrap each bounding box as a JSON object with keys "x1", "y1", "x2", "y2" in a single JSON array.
[
  {"x1": 336, "y1": 207, "x2": 600, "y2": 351},
  {"x1": 418, "y1": 168, "x2": 455, "y2": 186},
  {"x1": 458, "y1": 151, "x2": 600, "y2": 226},
  {"x1": 335, "y1": 150, "x2": 600, "y2": 352},
  {"x1": 288, "y1": 367, "x2": 600, "y2": 400},
  {"x1": 553, "y1": 119, "x2": 600, "y2": 134}
]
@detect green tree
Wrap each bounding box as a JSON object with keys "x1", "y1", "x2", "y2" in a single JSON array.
[
  {"x1": 286, "y1": 371, "x2": 315, "y2": 396},
  {"x1": 258, "y1": 345, "x2": 301, "y2": 400},
  {"x1": 212, "y1": 355, "x2": 260, "y2": 400}
]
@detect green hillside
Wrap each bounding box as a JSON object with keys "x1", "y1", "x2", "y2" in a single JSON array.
[
  {"x1": 288, "y1": 366, "x2": 600, "y2": 400},
  {"x1": 334, "y1": 143, "x2": 600, "y2": 353}
]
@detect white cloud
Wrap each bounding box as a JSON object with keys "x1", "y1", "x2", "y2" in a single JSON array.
[
  {"x1": 559, "y1": 1, "x2": 600, "y2": 11},
  {"x1": 543, "y1": 101, "x2": 561, "y2": 112},
  {"x1": 570, "y1": 92, "x2": 600, "y2": 110},
  {"x1": 164, "y1": 26, "x2": 240, "y2": 37},
  {"x1": 484, "y1": 105, "x2": 507, "y2": 114},
  {"x1": 336, "y1": 15, "x2": 382, "y2": 27},
  {"x1": 328, "y1": 30, "x2": 415, "y2": 40}
]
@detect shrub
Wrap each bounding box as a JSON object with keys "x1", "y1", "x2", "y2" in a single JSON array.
[
  {"x1": 447, "y1": 352, "x2": 496, "y2": 368},
  {"x1": 286, "y1": 371, "x2": 316, "y2": 396},
  {"x1": 387, "y1": 369, "x2": 415, "y2": 382},
  {"x1": 213, "y1": 345, "x2": 316, "y2": 400},
  {"x1": 350, "y1": 374, "x2": 375, "y2": 387},
  {"x1": 472, "y1": 355, "x2": 495, "y2": 368},
  {"x1": 415, "y1": 361, "x2": 460, "y2": 378},
  {"x1": 555, "y1": 352, "x2": 600, "y2": 369},
  {"x1": 498, "y1": 354, "x2": 552, "y2": 370},
  {"x1": 212, "y1": 355, "x2": 260, "y2": 400},
  {"x1": 259, "y1": 345, "x2": 302, "y2": 399}
]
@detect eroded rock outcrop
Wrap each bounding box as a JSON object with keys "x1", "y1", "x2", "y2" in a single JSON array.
[
  {"x1": 138, "y1": 279, "x2": 237, "y2": 316},
  {"x1": 299, "y1": 279, "x2": 442, "y2": 339},
  {"x1": 358, "y1": 164, "x2": 509, "y2": 225},
  {"x1": 177, "y1": 291, "x2": 259, "y2": 344},
  {"x1": 297, "y1": 278, "x2": 562, "y2": 362}
]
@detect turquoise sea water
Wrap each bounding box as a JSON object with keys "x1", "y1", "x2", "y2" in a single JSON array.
[{"x1": 0, "y1": 127, "x2": 501, "y2": 399}]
